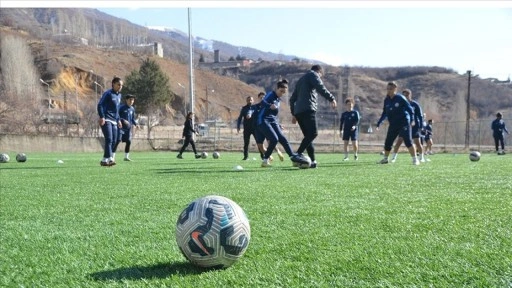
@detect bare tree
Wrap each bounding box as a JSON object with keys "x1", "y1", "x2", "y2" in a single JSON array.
[{"x1": 0, "y1": 34, "x2": 46, "y2": 134}]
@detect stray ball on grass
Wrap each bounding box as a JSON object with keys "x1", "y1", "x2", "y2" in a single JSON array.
[
  {"x1": 176, "y1": 195, "x2": 250, "y2": 269},
  {"x1": 201, "y1": 152, "x2": 208, "y2": 159},
  {"x1": 212, "y1": 151, "x2": 220, "y2": 159},
  {"x1": 16, "y1": 153, "x2": 27, "y2": 162},
  {"x1": 0, "y1": 153, "x2": 10, "y2": 163},
  {"x1": 57, "y1": 160, "x2": 64, "y2": 164},
  {"x1": 233, "y1": 165, "x2": 243, "y2": 171},
  {"x1": 469, "y1": 151, "x2": 481, "y2": 162}
]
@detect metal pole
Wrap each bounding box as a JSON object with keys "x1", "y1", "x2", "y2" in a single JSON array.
[{"x1": 188, "y1": 8, "x2": 195, "y2": 116}]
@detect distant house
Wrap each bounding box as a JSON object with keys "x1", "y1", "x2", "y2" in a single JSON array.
[{"x1": 197, "y1": 49, "x2": 252, "y2": 78}]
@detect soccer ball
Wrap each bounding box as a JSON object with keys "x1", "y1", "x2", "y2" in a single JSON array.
[
  {"x1": 298, "y1": 155, "x2": 312, "y2": 169},
  {"x1": 16, "y1": 153, "x2": 27, "y2": 162},
  {"x1": 176, "y1": 195, "x2": 251, "y2": 269},
  {"x1": 212, "y1": 151, "x2": 220, "y2": 159},
  {"x1": 0, "y1": 153, "x2": 9, "y2": 163},
  {"x1": 469, "y1": 151, "x2": 481, "y2": 162},
  {"x1": 201, "y1": 152, "x2": 208, "y2": 159}
]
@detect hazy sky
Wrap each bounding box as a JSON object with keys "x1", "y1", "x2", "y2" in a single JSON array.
[{"x1": 6, "y1": 1, "x2": 512, "y2": 80}]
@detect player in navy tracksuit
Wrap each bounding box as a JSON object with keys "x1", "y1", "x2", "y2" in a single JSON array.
[
  {"x1": 113, "y1": 94, "x2": 138, "y2": 161},
  {"x1": 237, "y1": 96, "x2": 256, "y2": 160},
  {"x1": 255, "y1": 79, "x2": 309, "y2": 167},
  {"x1": 491, "y1": 112, "x2": 509, "y2": 154},
  {"x1": 339, "y1": 98, "x2": 360, "y2": 161},
  {"x1": 390, "y1": 89, "x2": 426, "y2": 162},
  {"x1": 97, "y1": 76, "x2": 123, "y2": 166},
  {"x1": 376, "y1": 82, "x2": 419, "y2": 165},
  {"x1": 424, "y1": 119, "x2": 433, "y2": 155},
  {"x1": 252, "y1": 92, "x2": 285, "y2": 161}
]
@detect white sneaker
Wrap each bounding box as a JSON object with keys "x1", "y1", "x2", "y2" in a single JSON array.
[
  {"x1": 378, "y1": 158, "x2": 389, "y2": 164},
  {"x1": 261, "y1": 158, "x2": 271, "y2": 167},
  {"x1": 343, "y1": 157, "x2": 349, "y2": 161},
  {"x1": 413, "y1": 158, "x2": 420, "y2": 165},
  {"x1": 391, "y1": 157, "x2": 397, "y2": 163}
]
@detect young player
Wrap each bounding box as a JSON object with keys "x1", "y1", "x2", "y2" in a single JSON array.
[
  {"x1": 253, "y1": 92, "x2": 284, "y2": 162},
  {"x1": 376, "y1": 82, "x2": 419, "y2": 165},
  {"x1": 491, "y1": 112, "x2": 509, "y2": 155},
  {"x1": 339, "y1": 98, "x2": 360, "y2": 161},
  {"x1": 424, "y1": 119, "x2": 434, "y2": 155},
  {"x1": 255, "y1": 79, "x2": 309, "y2": 167},
  {"x1": 113, "y1": 94, "x2": 138, "y2": 161},
  {"x1": 390, "y1": 89, "x2": 425, "y2": 162},
  {"x1": 97, "y1": 76, "x2": 123, "y2": 167}
]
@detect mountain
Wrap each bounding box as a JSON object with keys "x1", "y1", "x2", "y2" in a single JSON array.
[{"x1": 1, "y1": 7, "x2": 511, "y2": 136}]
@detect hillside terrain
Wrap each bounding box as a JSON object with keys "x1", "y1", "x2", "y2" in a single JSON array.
[{"x1": 1, "y1": 8, "x2": 511, "y2": 136}]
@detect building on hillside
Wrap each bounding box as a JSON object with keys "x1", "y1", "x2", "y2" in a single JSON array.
[{"x1": 197, "y1": 49, "x2": 253, "y2": 78}]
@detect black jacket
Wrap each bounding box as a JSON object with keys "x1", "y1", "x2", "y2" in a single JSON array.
[
  {"x1": 289, "y1": 70, "x2": 335, "y2": 116},
  {"x1": 182, "y1": 119, "x2": 196, "y2": 138}
]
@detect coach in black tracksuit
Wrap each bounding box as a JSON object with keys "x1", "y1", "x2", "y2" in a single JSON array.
[
  {"x1": 289, "y1": 65, "x2": 337, "y2": 167},
  {"x1": 177, "y1": 112, "x2": 201, "y2": 159},
  {"x1": 237, "y1": 96, "x2": 256, "y2": 160}
]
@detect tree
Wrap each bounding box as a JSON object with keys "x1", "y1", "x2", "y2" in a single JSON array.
[{"x1": 123, "y1": 58, "x2": 175, "y2": 147}]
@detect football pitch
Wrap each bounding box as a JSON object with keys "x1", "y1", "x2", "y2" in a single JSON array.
[{"x1": 1, "y1": 151, "x2": 511, "y2": 287}]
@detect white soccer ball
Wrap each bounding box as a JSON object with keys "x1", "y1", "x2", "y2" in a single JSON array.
[
  {"x1": 469, "y1": 151, "x2": 481, "y2": 162},
  {"x1": 298, "y1": 156, "x2": 312, "y2": 169},
  {"x1": 201, "y1": 151, "x2": 208, "y2": 159},
  {"x1": 176, "y1": 195, "x2": 251, "y2": 269},
  {"x1": 0, "y1": 153, "x2": 10, "y2": 163},
  {"x1": 212, "y1": 151, "x2": 220, "y2": 159},
  {"x1": 16, "y1": 153, "x2": 27, "y2": 163}
]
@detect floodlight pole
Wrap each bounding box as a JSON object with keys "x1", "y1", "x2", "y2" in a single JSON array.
[{"x1": 188, "y1": 8, "x2": 195, "y2": 117}]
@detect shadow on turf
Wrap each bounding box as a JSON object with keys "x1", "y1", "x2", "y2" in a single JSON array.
[{"x1": 89, "y1": 261, "x2": 216, "y2": 281}]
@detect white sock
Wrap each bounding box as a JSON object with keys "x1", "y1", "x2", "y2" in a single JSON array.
[
  {"x1": 344, "y1": 152, "x2": 348, "y2": 158},
  {"x1": 392, "y1": 153, "x2": 397, "y2": 159},
  {"x1": 125, "y1": 153, "x2": 129, "y2": 158},
  {"x1": 112, "y1": 153, "x2": 116, "y2": 159}
]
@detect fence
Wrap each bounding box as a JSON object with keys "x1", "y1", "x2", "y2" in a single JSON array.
[
  {"x1": 131, "y1": 118, "x2": 511, "y2": 154},
  {"x1": 0, "y1": 119, "x2": 509, "y2": 154}
]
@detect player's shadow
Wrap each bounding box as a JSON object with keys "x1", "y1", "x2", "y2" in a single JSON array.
[{"x1": 89, "y1": 261, "x2": 213, "y2": 281}]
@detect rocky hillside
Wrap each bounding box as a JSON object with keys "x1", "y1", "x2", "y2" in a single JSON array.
[{"x1": 1, "y1": 8, "x2": 511, "y2": 135}]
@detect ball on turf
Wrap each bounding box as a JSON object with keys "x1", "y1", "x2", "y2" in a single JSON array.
[
  {"x1": 212, "y1": 151, "x2": 220, "y2": 159},
  {"x1": 469, "y1": 151, "x2": 481, "y2": 162},
  {"x1": 298, "y1": 155, "x2": 312, "y2": 169},
  {"x1": 176, "y1": 195, "x2": 251, "y2": 269},
  {"x1": 0, "y1": 153, "x2": 10, "y2": 163},
  {"x1": 201, "y1": 151, "x2": 208, "y2": 159},
  {"x1": 16, "y1": 153, "x2": 27, "y2": 163}
]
